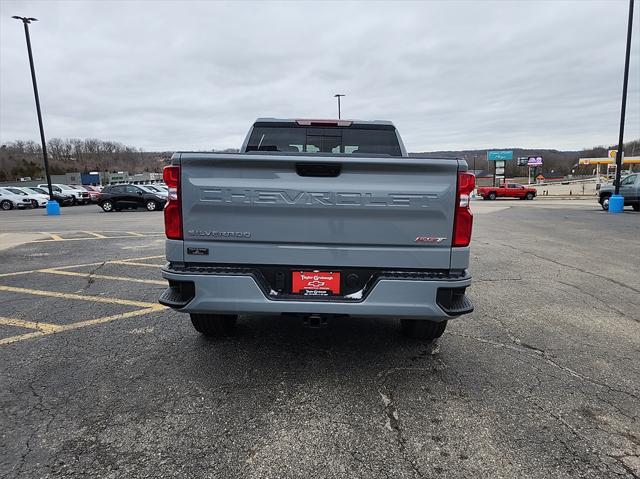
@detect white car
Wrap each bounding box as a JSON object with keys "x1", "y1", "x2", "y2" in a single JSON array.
[
  {"x1": 5, "y1": 186, "x2": 48, "y2": 207},
  {"x1": 37, "y1": 184, "x2": 90, "y2": 205},
  {"x1": 0, "y1": 187, "x2": 35, "y2": 210}
]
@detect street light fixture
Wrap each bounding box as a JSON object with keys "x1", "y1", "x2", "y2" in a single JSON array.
[
  {"x1": 12, "y1": 15, "x2": 59, "y2": 215},
  {"x1": 333, "y1": 94, "x2": 345, "y2": 119}
]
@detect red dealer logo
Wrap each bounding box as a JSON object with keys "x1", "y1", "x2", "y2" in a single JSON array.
[{"x1": 292, "y1": 271, "x2": 341, "y2": 294}]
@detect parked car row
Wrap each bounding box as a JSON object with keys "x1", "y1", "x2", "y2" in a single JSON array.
[
  {"x1": 0, "y1": 184, "x2": 95, "y2": 210},
  {"x1": 0, "y1": 187, "x2": 39, "y2": 210},
  {"x1": 0, "y1": 182, "x2": 169, "y2": 212}
]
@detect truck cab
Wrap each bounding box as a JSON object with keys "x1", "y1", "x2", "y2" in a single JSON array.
[
  {"x1": 598, "y1": 173, "x2": 640, "y2": 211},
  {"x1": 478, "y1": 183, "x2": 537, "y2": 200}
]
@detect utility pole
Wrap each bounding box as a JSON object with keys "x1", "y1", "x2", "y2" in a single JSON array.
[
  {"x1": 12, "y1": 16, "x2": 59, "y2": 214},
  {"x1": 334, "y1": 94, "x2": 345, "y2": 119},
  {"x1": 611, "y1": 0, "x2": 635, "y2": 212}
]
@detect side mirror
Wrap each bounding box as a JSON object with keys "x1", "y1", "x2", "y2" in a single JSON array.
[{"x1": 138, "y1": 191, "x2": 143, "y2": 195}]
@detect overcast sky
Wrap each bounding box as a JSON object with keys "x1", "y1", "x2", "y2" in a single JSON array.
[{"x1": 1, "y1": 0, "x2": 639, "y2": 152}]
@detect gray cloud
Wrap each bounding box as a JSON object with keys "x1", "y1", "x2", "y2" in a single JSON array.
[{"x1": 1, "y1": 0, "x2": 638, "y2": 152}]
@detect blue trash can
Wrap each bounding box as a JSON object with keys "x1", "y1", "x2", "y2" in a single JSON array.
[
  {"x1": 608, "y1": 195, "x2": 624, "y2": 213},
  {"x1": 46, "y1": 200, "x2": 61, "y2": 216}
]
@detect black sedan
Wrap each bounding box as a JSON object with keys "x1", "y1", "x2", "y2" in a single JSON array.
[{"x1": 98, "y1": 184, "x2": 167, "y2": 212}]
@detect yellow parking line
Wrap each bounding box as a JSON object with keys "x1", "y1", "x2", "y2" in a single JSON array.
[
  {"x1": 109, "y1": 261, "x2": 163, "y2": 268},
  {"x1": 63, "y1": 306, "x2": 165, "y2": 329},
  {"x1": 82, "y1": 231, "x2": 107, "y2": 239},
  {"x1": 0, "y1": 307, "x2": 165, "y2": 346},
  {"x1": 118, "y1": 255, "x2": 164, "y2": 262},
  {"x1": 0, "y1": 285, "x2": 161, "y2": 308},
  {"x1": 54, "y1": 261, "x2": 107, "y2": 270},
  {"x1": 0, "y1": 268, "x2": 45, "y2": 278},
  {"x1": 31, "y1": 234, "x2": 164, "y2": 243},
  {"x1": 0, "y1": 255, "x2": 166, "y2": 278},
  {"x1": 0, "y1": 331, "x2": 47, "y2": 344},
  {"x1": 39, "y1": 269, "x2": 167, "y2": 285},
  {"x1": 48, "y1": 233, "x2": 63, "y2": 241},
  {"x1": 0, "y1": 316, "x2": 63, "y2": 333},
  {"x1": 0, "y1": 261, "x2": 106, "y2": 278}
]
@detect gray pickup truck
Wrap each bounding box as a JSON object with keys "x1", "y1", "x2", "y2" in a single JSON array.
[
  {"x1": 598, "y1": 173, "x2": 640, "y2": 211},
  {"x1": 160, "y1": 118, "x2": 475, "y2": 340}
]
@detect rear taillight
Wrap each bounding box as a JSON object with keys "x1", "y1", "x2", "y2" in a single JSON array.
[
  {"x1": 452, "y1": 171, "x2": 475, "y2": 247},
  {"x1": 163, "y1": 165, "x2": 182, "y2": 240}
]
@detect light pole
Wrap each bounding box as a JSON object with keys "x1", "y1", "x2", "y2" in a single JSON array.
[
  {"x1": 334, "y1": 94, "x2": 345, "y2": 119},
  {"x1": 610, "y1": 0, "x2": 635, "y2": 213},
  {"x1": 12, "y1": 15, "x2": 59, "y2": 215}
]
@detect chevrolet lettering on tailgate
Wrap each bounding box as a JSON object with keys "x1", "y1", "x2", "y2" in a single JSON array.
[{"x1": 201, "y1": 189, "x2": 436, "y2": 208}]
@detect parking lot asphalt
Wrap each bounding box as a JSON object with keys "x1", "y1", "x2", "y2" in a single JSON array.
[{"x1": 1, "y1": 201, "x2": 638, "y2": 479}]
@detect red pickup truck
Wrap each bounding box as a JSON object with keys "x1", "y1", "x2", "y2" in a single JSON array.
[{"x1": 477, "y1": 183, "x2": 537, "y2": 200}]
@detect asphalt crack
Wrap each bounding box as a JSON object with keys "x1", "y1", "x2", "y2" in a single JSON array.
[
  {"x1": 449, "y1": 331, "x2": 640, "y2": 402},
  {"x1": 378, "y1": 389, "x2": 424, "y2": 478},
  {"x1": 497, "y1": 243, "x2": 640, "y2": 295}
]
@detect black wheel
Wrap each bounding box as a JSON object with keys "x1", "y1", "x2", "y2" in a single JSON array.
[
  {"x1": 1, "y1": 200, "x2": 13, "y2": 211},
  {"x1": 525, "y1": 192, "x2": 534, "y2": 200},
  {"x1": 401, "y1": 319, "x2": 447, "y2": 341},
  {"x1": 488, "y1": 192, "x2": 497, "y2": 200},
  {"x1": 190, "y1": 314, "x2": 237, "y2": 337},
  {"x1": 146, "y1": 200, "x2": 158, "y2": 211},
  {"x1": 101, "y1": 200, "x2": 114, "y2": 212},
  {"x1": 600, "y1": 195, "x2": 611, "y2": 211},
  {"x1": 632, "y1": 203, "x2": 639, "y2": 212}
]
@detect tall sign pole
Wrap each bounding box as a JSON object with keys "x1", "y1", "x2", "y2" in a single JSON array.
[
  {"x1": 613, "y1": 0, "x2": 635, "y2": 199},
  {"x1": 12, "y1": 16, "x2": 59, "y2": 214}
]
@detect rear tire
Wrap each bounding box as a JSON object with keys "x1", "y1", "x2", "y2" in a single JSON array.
[
  {"x1": 190, "y1": 314, "x2": 237, "y2": 337},
  {"x1": 488, "y1": 192, "x2": 497, "y2": 200},
  {"x1": 600, "y1": 194, "x2": 611, "y2": 211},
  {"x1": 632, "y1": 203, "x2": 639, "y2": 212},
  {"x1": 101, "y1": 200, "x2": 114, "y2": 212},
  {"x1": 525, "y1": 192, "x2": 534, "y2": 200},
  {"x1": 401, "y1": 319, "x2": 447, "y2": 341},
  {"x1": 1, "y1": 200, "x2": 13, "y2": 211}
]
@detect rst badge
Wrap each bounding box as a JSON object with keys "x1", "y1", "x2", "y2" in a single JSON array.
[{"x1": 415, "y1": 236, "x2": 447, "y2": 243}]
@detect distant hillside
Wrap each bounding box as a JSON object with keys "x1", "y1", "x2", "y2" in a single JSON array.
[
  {"x1": 411, "y1": 140, "x2": 639, "y2": 176},
  {"x1": 1, "y1": 137, "x2": 638, "y2": 182},
  {"x1": 0, "y1": 139, "x2": 171, "y2": 182}
]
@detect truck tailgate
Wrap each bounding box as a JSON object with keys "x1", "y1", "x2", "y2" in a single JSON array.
[{"x1": 179, "y1": 153, "x2": 460, "y2": 269}]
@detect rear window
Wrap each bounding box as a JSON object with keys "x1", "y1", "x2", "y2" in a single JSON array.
[{"x1": 246, "y1": 126, "x2": 402, "y2": 156}]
